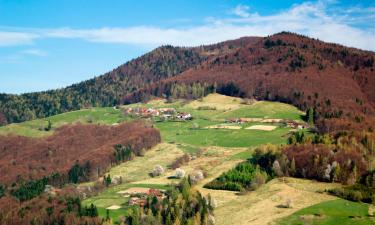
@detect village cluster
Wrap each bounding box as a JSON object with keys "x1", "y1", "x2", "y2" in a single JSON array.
[{"x1": 123, "y1": 107, "x2": 192, "y2": 120}]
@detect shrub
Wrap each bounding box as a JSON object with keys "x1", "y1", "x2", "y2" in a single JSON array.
[
  {"x1": 152, "y1": 165, "x2": 165, "y2": 177},
  {"x1": 175, "y1": 168, "x2": 185, "y2": 179},
  {"x1": 189, "y1": 170, "x2": 204, "y2": 184}
]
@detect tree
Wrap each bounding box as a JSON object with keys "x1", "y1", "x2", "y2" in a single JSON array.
[
  {"x1": 307, "y1": 107, "x2": 314, "y2": 125},
  {"x1": 45, "y1": 120, "x2": 52, "y2": 131},
  {"x1": 175, "y1": 168, "x2": 185, "y2": 179},
  {"x1": 105, "y1": 174, "x2": 112, "y2": 187},
  {"x1": 289, "y1": 158, "x2": 296, "y2": 176},
  {"x1": 152, "y1": 165, "x2": 165, "y2": 177},
  {"x1": 272, "y1": 160, "x2": 283, "y2": 177},
  {"x1": 333, "y1": 163, "x2": 341, "y2": 182}
]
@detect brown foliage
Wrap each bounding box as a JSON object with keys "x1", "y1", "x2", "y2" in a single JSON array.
[
  {"x1": 0, "y1": 121, "x2": 161, "y2": 185},
  {"x1": 0, "y1": 191, "x2": 102, "y2": 225},
  {"x1": 124, "y1": 32, "x2": 375, "y2": 133}
]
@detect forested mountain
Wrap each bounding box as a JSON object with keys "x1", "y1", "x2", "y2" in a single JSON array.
[
  {"x1": 125, "y1": 32, "x2": 375, "y2": 133},
  {"x1": 1, "y1": 32, "x2": 375, "y2": 134}
]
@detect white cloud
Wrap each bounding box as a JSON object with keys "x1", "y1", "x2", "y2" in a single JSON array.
[
  {"x1": 21, "y1": 49, "x2": 48, "y2": 57},
  {"x1": 0, "y1": 31, "x2": 38, "y2": 46},
  {"x1": 231, "y1": 4, "x2": 250, "y2": 18},
  {"x1": 0, "y1": 1, "x2": 374, "y2": 50}
]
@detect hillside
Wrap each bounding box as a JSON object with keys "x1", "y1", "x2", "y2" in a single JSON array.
[
  {"x1": 125, "y1": 32, "x2": 375, "y2": 132},
  {"x1": 0, "y1": 121, "x2": 161, "y2": 185}
]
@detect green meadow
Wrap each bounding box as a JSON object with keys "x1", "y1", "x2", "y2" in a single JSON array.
[{"x1": 278, "y1": 199, "x2": 375, "y2": 225}]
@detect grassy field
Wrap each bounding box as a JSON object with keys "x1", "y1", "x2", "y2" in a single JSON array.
[
  {"x1": 277, "y1": 199, "x2": 375, "y2": 225},
  {"x1": 0, "y1": 107, "x2": 125, "y2": 137},
  {"x1": 0, "y1": 94, "x2": 305, "y2": 148}
]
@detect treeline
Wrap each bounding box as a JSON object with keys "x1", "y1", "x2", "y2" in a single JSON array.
[
  {"x1": 0, "y1": 46, "x2": 206, "y2": 125},
  {"x1": 125, "y1": 178, "x2": 214, "y2": 225}
]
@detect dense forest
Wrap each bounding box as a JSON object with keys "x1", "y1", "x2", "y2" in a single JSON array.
[{"x1": 0, "y1": 121, "x2": 160, "y2": 186}]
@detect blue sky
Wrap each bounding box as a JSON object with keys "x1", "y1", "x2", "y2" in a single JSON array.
[{"x1": 1, "y1": 0, "x2": 374, "y2": 94}]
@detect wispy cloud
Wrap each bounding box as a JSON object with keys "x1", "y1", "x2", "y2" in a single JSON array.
[
  {"x1": 0, "y1": 31, "x2": 38, "y2": 46},
  {"x1": 0, "y1": 1, "x2": 374, "y2": 50},
  {"x1": 231, "y1": 4, "x2": 250, "y2": 18},
  {"x1": 20, "y1": 49, "x2": 48, "y2": 57}
]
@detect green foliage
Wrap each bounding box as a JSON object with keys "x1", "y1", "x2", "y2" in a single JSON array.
[
  {"x1": 103, "y1": 174, "x2": 112, "y2": 187},
  {"x1": 307, "y1": 107, "x2": 314, "y2": 125},
  {"x1": 126, "y1": 178, "x2": 213, "y2": 225},
  {"x1": 68, "y1": 162, "x2": 91, "y2": 184},
  {"x1": 264, "y1": 38, "x2": 285, "y2": 48},
  {"x1": 45, "y1": 120, "x2": 52, "y2": 131},
  {"x1": 204, "y1": 162, "x2": 268, "y2": 191},
  {"x1": 114, "y1": 144, "x2": 133, "y2": 163},
  {"x1": 11, "y1": 177, "x2": 49, "y2": 201},
  {"x1": 0, "y1": 185, "x2": 5, "y2": 198},
  {"x1": 288, "y1": 130, "x2": 309, "y2": 144},
  {"x1": 82, "y1": 203, "x2": 99, "y2": 217}
]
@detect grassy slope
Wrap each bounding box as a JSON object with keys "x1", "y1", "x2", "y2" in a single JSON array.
[
  {"x1": 0, "y1": 94, "x2": 304, "y2": 148},
  {"x1": 0, "y1": 107, "x2": 125, "y2": 138},
  {"x1": 278, "y1": 199, "x2": 375, "y2": 225}
]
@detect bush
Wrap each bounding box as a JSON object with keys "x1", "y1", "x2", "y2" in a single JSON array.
[
  {"x1": 189, "y1": 170, "x2": 204, "y2": 184},
  {"x1": 175, "y1": 168, "x2": 185, "y2": 179},
  {"x1": 152, "y1": 165, "x2": 165, "y2": 177}
]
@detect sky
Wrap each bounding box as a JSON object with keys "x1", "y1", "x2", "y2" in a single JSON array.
[{"x1": 0, "y1": 0, "x2": 374, "y2": 94}]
